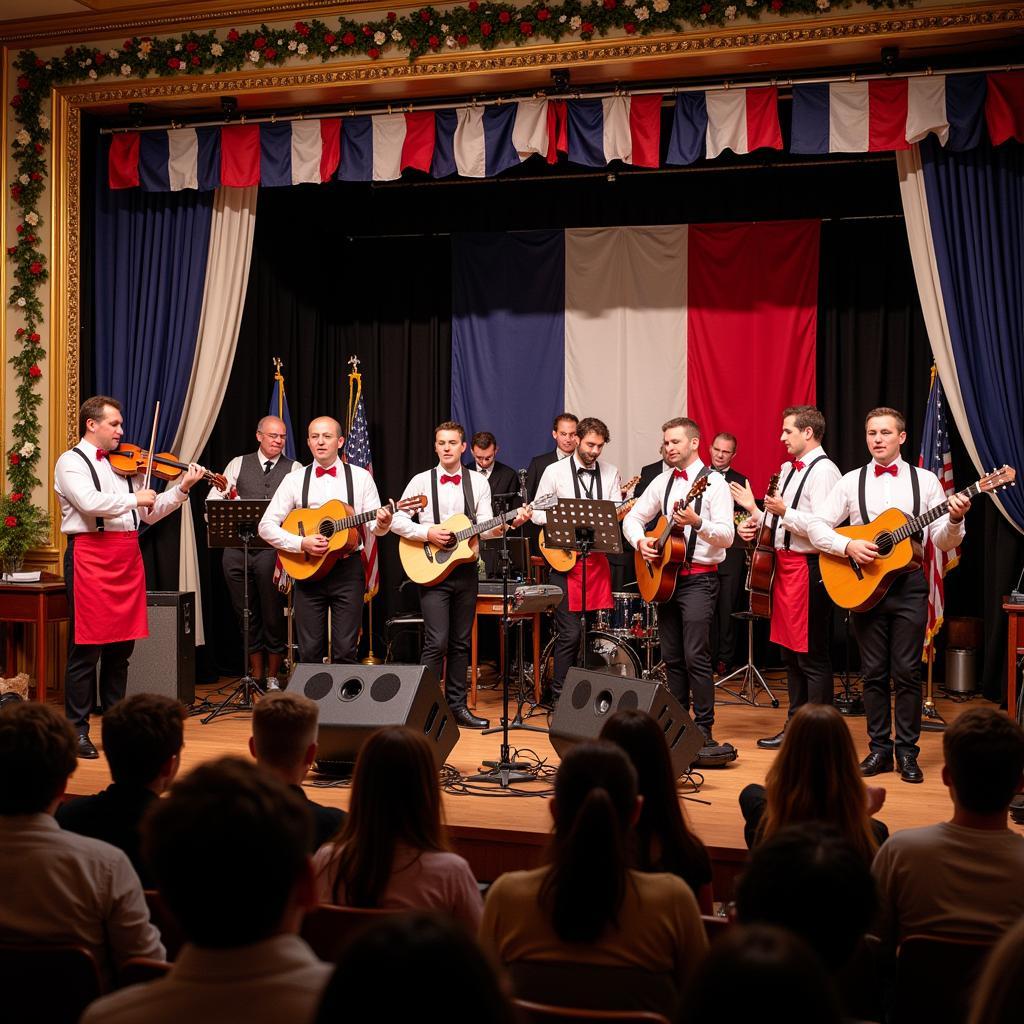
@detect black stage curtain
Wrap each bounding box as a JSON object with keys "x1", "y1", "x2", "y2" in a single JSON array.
[{"x1": 81, "y1": 149, "x2": 1016, "y2": 699}]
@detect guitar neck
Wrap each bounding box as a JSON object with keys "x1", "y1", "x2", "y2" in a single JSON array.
[
  {"x1": 891, "y1": 481, "x2": 981, "y2": 542},
  {"x1": 332, "y1": 506, "x2": 381, "y2": 531},
  {"x1": 453, "y1": 509, "x2": 517, "y2": 542}
]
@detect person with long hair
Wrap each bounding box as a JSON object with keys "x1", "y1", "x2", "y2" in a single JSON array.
[
  {"x1": 480, "y1": 742, "x2": 707, "y2": 1017},
  {"x1": 738, "y1": 704, "x2": 887, "y2": 861},
  {"x1": 312, "y1": 727, "x2": 482, "y2": 930},
  {"x1": 599, "y1": 709, "x2": 714, "y2": 913}
]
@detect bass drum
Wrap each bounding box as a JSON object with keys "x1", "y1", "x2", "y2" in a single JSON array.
[{"x1": 540, "y1": 629, "x2": 642, "y2": 690}]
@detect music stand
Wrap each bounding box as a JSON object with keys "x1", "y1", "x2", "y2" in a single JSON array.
[
  {"x1": 204, "y1": 500, "x2": 271, "y2": 724},
  {"x1": 544, "y1": 498, "x2": 622, "y2": 679}
]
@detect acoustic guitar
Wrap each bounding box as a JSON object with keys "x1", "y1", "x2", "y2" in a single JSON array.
[
  {"x1": 277, "y1": 495, "x2": 427, "y2": 582},
  {"x1": 746, "y1": 472, "x2": 782, "y2": 619},
  {"x1": 400, "y1": 494, "x2": 558, "y2": 587},
  {"x1": 819, "y1": 465, "x2": 1016, "y2": 612},
  {"x1": 634, "y1": 476, "x2": 710, "y2": 604},
  {"x1": 538, "y1": 475, "x2": 641, "y2": 573}
]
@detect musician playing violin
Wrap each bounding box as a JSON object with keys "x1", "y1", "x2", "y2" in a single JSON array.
[{"x1": 54, "y1": 396, "x2": 204, "y2": 759}]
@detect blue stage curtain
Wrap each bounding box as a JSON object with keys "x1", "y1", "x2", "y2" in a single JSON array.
[
  {"x1": 94, "y1": 137, "x2": 214, "y2": 453},
  {"x1": 920, "y1": 136, "x2": 1024, "y2": 531}
]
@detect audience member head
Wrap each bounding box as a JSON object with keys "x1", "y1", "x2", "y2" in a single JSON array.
[
  {"x1": 760, "y1": 703, "x2": 879, "y2": 862},
  {"x1": 541, "y1": 741, "x2": 639, "y2": 943},
  {"x1": 599, "y1": 709, "x2": 707, "y2": 878},
  {"x1": 942, "y1": 707, "x2": 1024, "y2": 818},
  {"x1": 678, "y1": 924, "x2": 841, "y2": 1024},
  {"x1": 0, "y1": 701, "x2": 76, "y2": 815},
  {"x1": 324, "y1": 726, "x2": 446, "y2": 907},
  {"x1": 968, "y1": 915, "x2": 1024, "y2": 1024},
  {"x1": 143, "y1": 756, "x2": 313, "y2": 948},
  {"x1": 314, "y1": 912, "x2": 516, "y2": 1024},
  {"x1": 250, "y1": 691, "x2": 319, "y2": 785},
  {"x1": 735, "y1": 824, "x2": 877, "y2": 972},
  {"x1": 102, "y1": 694, "x2": 184, "y2": 792}
]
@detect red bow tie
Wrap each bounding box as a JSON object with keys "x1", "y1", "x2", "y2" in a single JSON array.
[
  {"x1": 874, "y1": 464, "x2": 898, "y2": 478},
  {"x1": 791, "y1": 459, "x2": 805, "y2": 471},
  {"x1": 440, "y1": 474, "x2": 461, "y2": 485},
  {"x1": 673, "y1": 469, "x2": 688, "y2": 480},
  {"x1": 95, "y1": 449, "x2": 108, "y2": 461},
  {"x1": 315, "y1": 465, "x2": 337, "y2": 478}
]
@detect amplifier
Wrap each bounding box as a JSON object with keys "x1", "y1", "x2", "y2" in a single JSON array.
[{"x1": 125, "y1": 591, "x2": 196, "y2": 704}]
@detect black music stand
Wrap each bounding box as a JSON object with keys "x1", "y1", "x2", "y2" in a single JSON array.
[
  {"x1": 204, "y1": 500, "x2": 271, "y2": 723},
  {"x1": 545, "y1": 498, "x2": 622, "y2": 675}
]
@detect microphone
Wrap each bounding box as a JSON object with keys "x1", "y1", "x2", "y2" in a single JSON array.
[{"x1": 518, "y1": 468, "x2": 528, "y2": 502}]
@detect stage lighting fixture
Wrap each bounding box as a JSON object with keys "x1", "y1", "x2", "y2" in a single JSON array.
[
  {"x1": 880, "y1": 47, "x2": 899, "y2": 71},
  {"x1": 550, "y1": 70, "x2": 570, "y2": 94},
  {"x1": 220, "y1": 96, "x2": 239, "y2": 120},
  {"x1": 128, "y1": 103, "x2": 146, "y2": 127}
]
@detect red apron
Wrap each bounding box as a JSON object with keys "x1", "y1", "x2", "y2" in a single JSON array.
[
  {"x1": 72, "y1": 532, "x2": 148, "y2": 645},
  {"x1": 565, "y1": 553, "x2": 613, "y2": 613},
  {"x1": 769, "y1": 549, "x2": 810, "y2": 653}
]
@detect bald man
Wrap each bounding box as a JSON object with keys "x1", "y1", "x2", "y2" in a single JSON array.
[
  {"x1": 260, "y1": 417, "x2": 392, "y2": 665},
  {"x1": 209, "y1": 415, "x2": 296, "y2": 686}
]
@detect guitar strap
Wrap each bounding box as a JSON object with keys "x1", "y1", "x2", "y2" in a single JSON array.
[
  {"x1": 682, "y1": 466, "x2": 712, "y2": 566},
  {"x1": 769, "y1": 466, "x2": 797, "y2": 549},
  {"x1": 571, "y1": 462, "x2": 603, "y2": 501},
  {"x1": 858, "y1": 464, "x2": 921, "y2": 539},
  {"x1": 72, "y1": 447, "x2": 138, "y2": 531},
  {"x1": 780, "y1": 455, "x2": 827, "y2": 551},
  {"x1": 429, "y1": 470, "x2": 477, "y2": 526},
  {"x1": 302, "y1": 462, "x2": 353, "y2": 508}
]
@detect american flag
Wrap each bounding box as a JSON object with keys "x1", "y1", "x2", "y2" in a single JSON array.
[
  {"x1": 268, "y1": 366, "x2": 297, "y2": 461},
  {"x1": 345, "y1": 387, "x2": 378, "y2": 599},
  {"x1": 918, "y1": 367, "x2": 959, "y2": 658}
]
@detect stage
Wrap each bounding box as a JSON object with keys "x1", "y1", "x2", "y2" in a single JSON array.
[{"x1": 66, "y1": 676, "x2": 1022, "y2": 902}]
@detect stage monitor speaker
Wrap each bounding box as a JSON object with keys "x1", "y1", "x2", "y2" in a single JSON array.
[
  {"x1": 125, "y1": 591, "x2": 196, "y2": 705},
  {"x1": 550, "y1": 668, "x2": 703, "y2": 777},
  {"x1": 293, "y1": 663, "x2": 457, "y2": 770}
]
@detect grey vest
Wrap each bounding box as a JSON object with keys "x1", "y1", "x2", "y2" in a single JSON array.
[{"x1": 235, "y1": 452, "x2": 294, "y2": 500}]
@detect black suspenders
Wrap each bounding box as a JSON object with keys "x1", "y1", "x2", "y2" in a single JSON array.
[
  {"x1": 71, "y1": 447, "x2": 138, "y2": 531},
  {"x1": 302, "y1": 461, "x2": 354, "y2": 508},
  {"x1": 430, "y1": 469, "x2": 477, "y2": 526},
  {"x1": 858, "y1": 463, "x2": 921, "y2": 539}
]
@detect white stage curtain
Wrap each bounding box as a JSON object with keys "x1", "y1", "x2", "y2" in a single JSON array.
[
  {"x1": 170, "y1": 185, "x2": 259, "y2": 644},
  {"x1": 564, "y1": 226, "x2": 688, "y2": 479},
  {"x1": 896, "y1": 147, "x2": 1017, "y2": 531}
]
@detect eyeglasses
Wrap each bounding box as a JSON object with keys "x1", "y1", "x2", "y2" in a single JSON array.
[{"x1": 259, "y1": 432, "x2": 287, "y2": 441}]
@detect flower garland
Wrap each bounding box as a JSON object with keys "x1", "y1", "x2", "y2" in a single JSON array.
[{"x1": 4, "y1": 0, "x2": 910, "y2": 560}]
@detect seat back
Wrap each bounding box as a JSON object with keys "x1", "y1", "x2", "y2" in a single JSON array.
[
  {"x1": 513, "y1": 998, "x2": 670, "y2": 1024},
  {"x1": 0, "y1": 943, "x2": 102, "y2": 1024},
  {"x1": 116, "y1": 956, "x2": 173, "y2": 989},
  {"x1": 300, "y1": 903, "x2": 400, "y2": 963},
  {"x1": 893, "y1": 934, "x2": 995, "y2": 1024},
  {"x1": 699, "y1": 914, "x2": 731, "y2": 943},
  {"x1": 144, "y1": 889, "x2": 186, "y2": 961}
]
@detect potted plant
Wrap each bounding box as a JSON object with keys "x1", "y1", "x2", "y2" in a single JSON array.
[{"x1": 0, "y1": 490, "x2": 49, "y2": 575}]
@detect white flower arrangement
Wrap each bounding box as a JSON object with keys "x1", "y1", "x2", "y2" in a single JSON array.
[
  {"x1": 635, "y1": 6, "x2": 650, "y2": 20},
  {"x1": 373, "y1": 31, "x2": 386, "y2": 44},
  {"x1": 211, "y1": 43, "x2": 224, "y2": 56},
  {"x1": 25, "y1": 213, "x2": 39, "y2": 226}
]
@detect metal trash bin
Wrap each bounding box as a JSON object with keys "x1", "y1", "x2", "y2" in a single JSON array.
[{"x1": 946, "y1": 648, "x2": 977, "y2": 694}]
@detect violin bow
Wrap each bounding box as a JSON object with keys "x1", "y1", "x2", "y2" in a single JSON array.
[{"x1": 142, "y1": 400, "x2": 161, "y2": 493}]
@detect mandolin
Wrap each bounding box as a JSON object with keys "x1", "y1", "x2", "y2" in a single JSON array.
[
  {"x1": 746, "y1": 472, "x2": 782, "y2": 619},
  {"x1": 277, "y1": 495, "x2": 427, "y2": 582},
  {"x1": 538, "y1": 474, "x2": 641, "y2": 573},
  {"x1": 819, "y1": 465, "x2": 1015, "y2": 612},
  {"x1": 401, "y1": 494, "x2": 557, "y2": 587},
  {"x1": 634, "y1": 476, "x2": 710, "y2": 604}
]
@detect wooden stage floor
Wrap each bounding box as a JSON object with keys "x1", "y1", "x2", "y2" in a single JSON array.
[{"x1": 66, "y1": 674, "x2": 1023, "y2": 898}]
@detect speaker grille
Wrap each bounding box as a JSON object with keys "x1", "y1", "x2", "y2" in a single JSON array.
[
  {"x1": 303, "y1": 671, "x2": 334, "y2": 702},
  {"x1": 618, "y1": 689, "x2": 639, "y2": 712},
  {"x1": 370, "y1": 673, "x2": 401, "y2": 703},
  {"x1": 570, "y1": 678, "x2": 591, "y2": 710}
]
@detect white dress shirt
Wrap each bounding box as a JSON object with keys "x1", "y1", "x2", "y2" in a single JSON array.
[
  {"x1": 391, "y1": 465, "x2": 497, "y2": 543},
  {"x1": 258, "y1": 459, "x2": 386, "y2": 555},
  {"x1": 54, "y1": 438, "x2": 190, "y2": 534},
  {"x1": 807, "y1": 456, "x2": 965, "y2": 556},
  {"x1": 746, "y1": 447, "x2": 842, "y2": 555},
  {"x1": 206, "y1": 451, "x2": 284, "y2": 502},
  {"x1": 474, "y1": 463, "x2": 492, "y2": 480},
  {"x1": 0, "y1": 813, "x2": 164, "y2": 985},
  {"x1": 530, "y1": 454, "x2": 622, "y2": 526},
  {"x1": 622, "y1": 458, "x2": 734, "y2": 565}
]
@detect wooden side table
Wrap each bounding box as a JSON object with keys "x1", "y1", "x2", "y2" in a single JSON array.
[
  {"x1": 470, "y1": 595, "x2": 543, "y2": 708},
  {"x1": 1004, "y1": 599, "x2": 1024, "y2": 725},
  {"x1": 1, "y1": 572, "x2": 69, "y2": 701}
]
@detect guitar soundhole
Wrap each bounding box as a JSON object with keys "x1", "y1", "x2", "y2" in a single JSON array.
[
  {"x1": 319, "y1": 519, "x2": 335, "y2": 539},
  {"x1": 875, "y1": 531, "x2": 895, "y2": 557}
]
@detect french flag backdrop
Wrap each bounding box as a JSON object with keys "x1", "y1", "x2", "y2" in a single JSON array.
[{"x1": 451, "y1": 221, "x2": 819, "y2": 494}]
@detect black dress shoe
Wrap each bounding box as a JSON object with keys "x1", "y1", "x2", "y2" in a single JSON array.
[
  {"x1": 453, "y1": 707, "x2": 490, "y2": 729},
  {"x1": 859, "y1": 751, "x2": 894, "y2": 777},
  {"x1": 898, "y1": 753, "x2": 924, "y2": 784},
  {"x1": 76, "y1": 733, "x2": 99, "y2": 759},
  {"x1": 757, "y1": 729, "x2": 786, "y2": 750}
]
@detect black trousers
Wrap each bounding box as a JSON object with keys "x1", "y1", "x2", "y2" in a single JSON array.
[
  {"x1": 657, "y1": 572, "x2": 720, "y2": 733},
  {"x1": 293, "y1": 553, "x2": 365, "y2": 664},
  {"x1": 222, "y1": 547, "x2": 287, "y2": 655},
  {"x1": 783, "y1": 554, "x2": 834, "y2": 717},
  {"x1": 714, "y1": 554, "x2": 746, "y2": 667},
  {"x1": 548, "y1": 569, "x2": 600, "y2": 696},
  {"x1": 63, "y1": 537, "x2": 134, "y2": 734},
  {"x1": 419, "y1": 563, "x2": 477, "y2": 710},
  {"x1": 852, "y1": 570, "x2": 928, "y2": 759}
]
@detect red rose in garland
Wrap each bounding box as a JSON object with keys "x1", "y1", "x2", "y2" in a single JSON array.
[
  {"x1": 4, "y1": 517, "x2": 17, "y2": 529},
  {"x1": 481, "y1": 21, "x2": 493, "y2": 35},
  {"x1": 227, "y1": 29, "x2": 240, "y2": 41},
  {"x1": 30, "y1": 262, "x2": 43, "y2": 276},
  {"x1": 537, "y1": 8, "x2": 550, "y2": 20},
  {"x1": 9, "y1": 454, "x2": 20, "y2": 466},
  {"x1": 368, "y1": 46, "x2": 381, "y2": 58},
  {"x1": 520, "y1": 21, "x2": 534, "y2": 35},
  {"x1": 499, "y1": 11, "x2": 511, "y2": 23},
  {"x1": 10, "y1": 493, "x2": 23, "y2": 503},
  {"x1": 28, "y1": 365, "x2": 42, "y2": 378},
  {"x1": 340, "y1": 32, "x2": 353, "y2": 45},
  {"x1": 254, "y1": 36, "x2": 266, "y2": 49},
  {"x1": 457, "y1": 33, "x2": 469, "y2": 45}
]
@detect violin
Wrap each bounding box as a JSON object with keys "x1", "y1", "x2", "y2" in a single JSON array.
[{"x1": 107, "y1": 443, "x2": 228, "y2": 492}]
